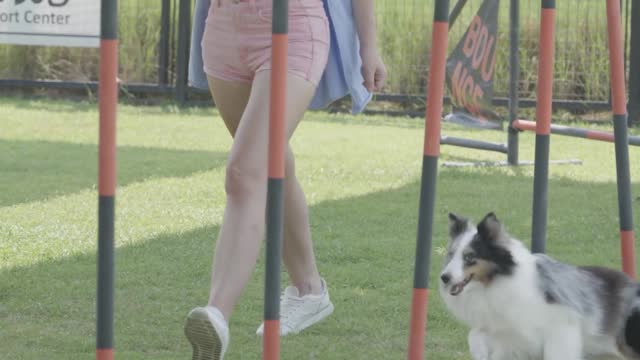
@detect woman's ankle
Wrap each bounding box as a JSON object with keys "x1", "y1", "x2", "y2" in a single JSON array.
[
  {"x1": 207, "y1": 299, "x2": 232, "y2": 321},
  {"x1": 294, "y1": 276, "x2": 324, "y2": 296}
]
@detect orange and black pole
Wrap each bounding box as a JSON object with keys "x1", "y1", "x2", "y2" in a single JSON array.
[
  {"x1": 512, "y1": 119, "x2": 640, "y2": 146},
  {"x1": 407, "y1": 1, "x2": 449, "y2": 359},
  {"x1": 530, "y1": 0, "x2": 555, "y2": 254},
  {"x1": 606, "y1": 0, "x2": 636, "y2": 278},
  {"x1": 97, "y1": 0, "x2": 118, "y2": 359},
  {"x1": 263, "y1": 0, "x2": 288, "y2": 359}
]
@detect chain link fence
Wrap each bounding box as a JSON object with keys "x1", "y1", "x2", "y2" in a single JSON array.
[
  {"x1": 377, "y1": 0, "x2": 632, "y2": 103},
  {"x1": 0, "y1": 0, "x2": 635, "y2": 110},
  {"x1": 1, "y1": 0, "x2": 173, "y2": 85}
]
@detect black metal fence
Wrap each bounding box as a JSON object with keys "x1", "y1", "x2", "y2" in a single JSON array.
[{"x1": 1, "y1": 0, "x2": 638, "y2": 122}]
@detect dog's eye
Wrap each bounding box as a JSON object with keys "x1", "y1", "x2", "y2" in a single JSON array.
[{"x1": 463, "y1": 253, "x2": 475, "y2": 263}]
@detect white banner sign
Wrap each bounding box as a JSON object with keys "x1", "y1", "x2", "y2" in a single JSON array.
[{"x1": 0, "y1": 0, "x2": 100, "y2": 48}]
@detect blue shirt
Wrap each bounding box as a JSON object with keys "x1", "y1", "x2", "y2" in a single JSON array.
[{"x1": 188, "y1": 0, "x2": 372, "y2": 114}]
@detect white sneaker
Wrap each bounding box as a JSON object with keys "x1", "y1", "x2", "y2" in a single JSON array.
[
  {"x1": 184, "y1": 306, "x2": 229, "y2": 360},
  {"x1": 256, "y1": 279, "x2": 334, "y2": 336}
]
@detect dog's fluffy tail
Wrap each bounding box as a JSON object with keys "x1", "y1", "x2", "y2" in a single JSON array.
[{"x1": 624, "y1": 289, "x2": 640, "y2": 354}]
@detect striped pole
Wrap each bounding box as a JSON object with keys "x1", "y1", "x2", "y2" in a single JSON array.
[
  {"x1": 407, "y1": 1, "x2": 449, "y2": 359},
  {"x1": 630, "y1": 0, "x2": 640, "y2": 125},
  {"x1": 606, "y1": 0, "x2": 637, "y2": 278},
  {"x1": 512, "y1": 120, "x2": 640, "y2": 146},
  {"x1": 507, "y1": 0, "x2": 520, "y2": 165},
  {"x1": 440, "y1": 136, "x2": 508, "y2": 154},
  {"x1": 530, "y1": 0, "x2": 555, "y2": 254},
  {"x1": 447, "y1": 0, "x2": 467, "y2": 28},
  {"x1": 263, "y1": 0, "x2": 288, "y2": 359},
  {"x1": 97, "y1": 0, "x2": 118, "y2": 359}
]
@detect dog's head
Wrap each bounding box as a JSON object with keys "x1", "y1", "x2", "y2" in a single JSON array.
[{"x1": 439, "y1": 212, "x2": 517, "y2": 296}]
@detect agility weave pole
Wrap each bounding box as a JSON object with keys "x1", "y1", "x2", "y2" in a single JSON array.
[
  {"x1": 528, "y1": 0, "x2": 638, "y2": 279},
  {"x1": 406, "y1": 1, "x2": 450, "y2": 359},
  {"x1": 528, "y1": 0, "x2": 636, "y2": 275},
  {"x1": 263, "y1": 0, "x2": 288, "y2": 359},
  {"x1": 529, "y1": 0, "x2": 556, "y2": 254},
  {"x1": 96, "y1": 0, "x2": 118, "y2": 359},
  {"x1": 606, "y1": 0, "x2": 636, "y2": 278}
]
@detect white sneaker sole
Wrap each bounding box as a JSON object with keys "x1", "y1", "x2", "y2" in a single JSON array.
[{"x1": 184, "y1": 308, "x2": 224, "y2": 360}]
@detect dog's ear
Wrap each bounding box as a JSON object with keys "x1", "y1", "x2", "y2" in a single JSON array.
[
  {"x1": 476, "y1": 212, "x2": 505, "y2": 243},
  {"x1": 448, "y1": 213, "x2": 470, "y2": 239}
]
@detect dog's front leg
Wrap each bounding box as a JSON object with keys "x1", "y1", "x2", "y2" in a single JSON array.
[
  {"x1": 468, "y1": 328, "x2": 491, "y2": 360},
  {"x1": 543, "y1": 326, "x2": 583, "y2": 360}
]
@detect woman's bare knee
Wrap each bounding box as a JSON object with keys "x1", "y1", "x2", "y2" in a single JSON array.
[{"x1": 224, "y1": 161, "x2": 267, "y2": 201}]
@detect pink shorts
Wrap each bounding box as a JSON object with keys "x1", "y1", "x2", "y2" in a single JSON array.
[{"x1": 202, "y1": 0, "x2": 330, "y2": 85}]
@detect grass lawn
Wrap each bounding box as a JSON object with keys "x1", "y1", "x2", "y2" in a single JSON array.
[{"x1": 1, "y1": 97, "x2": 639, "y2": 359}]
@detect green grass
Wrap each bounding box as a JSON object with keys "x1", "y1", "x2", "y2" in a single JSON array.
[{"x1": 1, "y1": 97, "x2": 639, "y2": 359}]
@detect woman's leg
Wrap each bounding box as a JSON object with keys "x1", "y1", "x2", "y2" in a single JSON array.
[
  {"x1": 282, "y1": 147, "x2": 323, "y2": 295},
  {"x1": 206, "y1": 78, "x2": 251, "y2": 136},
  {"x1": 207, "y1": 71, "x2": 318, "y2": 320},
  {"x1": 208, "y1": 80, "x2": 323, "y2": 299}
]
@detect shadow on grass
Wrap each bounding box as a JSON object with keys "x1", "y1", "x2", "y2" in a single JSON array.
[
  {"x1": 0, "y1": 139, "x2": 227, "y2": 207},
  {"x1": 2, "y1": 169, "x2": 638, "y2": 359}
]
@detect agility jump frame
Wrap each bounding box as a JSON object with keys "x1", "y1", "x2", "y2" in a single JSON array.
[
  {"x1": 406, "y1": 1, "x2": 636, "y2": 359},
  {"x1": 438, "y1": 0, "x2": 518, "y2": 161},
  {"x1": 512, "y1": 119, "x2": 640, "y2": 146},
  {"x1": 441, "y1": 0, "x2": 640, "y2": 166}
]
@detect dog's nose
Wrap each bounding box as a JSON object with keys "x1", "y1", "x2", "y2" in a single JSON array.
[{"x1": 440, "y1": 273, "x2": 451, "y2": 284}]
